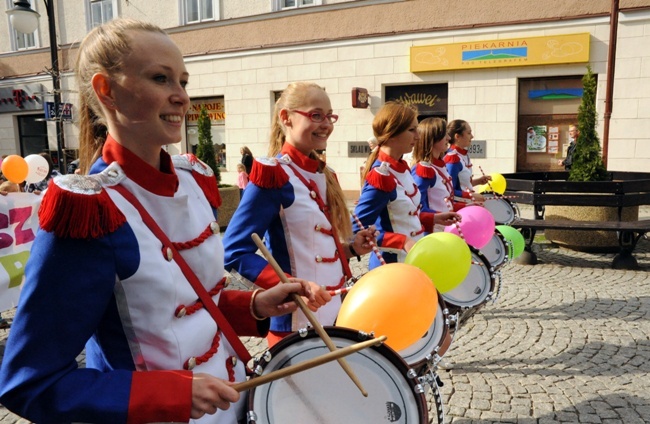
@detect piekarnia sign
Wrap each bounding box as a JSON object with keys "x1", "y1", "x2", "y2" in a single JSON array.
[{"x1": 0, "y1": 193, "x2": 41, "y2": 312}]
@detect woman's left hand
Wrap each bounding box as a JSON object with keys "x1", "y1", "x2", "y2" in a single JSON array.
[
  {"x1": 350, "y1": 225, "x2": 378, "y2": 256},
  {"x1": 253, "y1": 278, "x2": 315, "y2": 317}
]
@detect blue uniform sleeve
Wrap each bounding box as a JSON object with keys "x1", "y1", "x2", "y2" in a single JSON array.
[
  {"x1": 411, "y1": 169, "x2": 438, "y2": 214},
  {"x1": 223, "y1": 181, "x2": 295, "y2": 289},
  {"x1": 353, "y1": 181, "x2": 397, "y2": 249},
  {"x1": 446, "y1": 161, "x2": 464, "y2": 197},
  {"x1": 0, "y1": 229, "x2": 132, "y2": 423}
]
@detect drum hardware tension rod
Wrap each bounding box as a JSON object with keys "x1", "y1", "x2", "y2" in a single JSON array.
[
  {"x1": 252, "y1": 233, "x2": 369, "y2": 397},
  {"x1": 233, "y1": 335, "x2": 387, "y2": 392}
]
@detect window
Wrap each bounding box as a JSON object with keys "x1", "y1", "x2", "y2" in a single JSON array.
[
  {"x1": 87, "y1": 0, "x2": 117, "y2": 29},
  {"x1": 6, "y1": 0, "x2": 38, "y2": 50},
  {"x1": 183, "y1": 0, "x2": 216, "y2": 24},
  {"x1": 276, "y1": 0, "x2": 321, "y2": 10}
]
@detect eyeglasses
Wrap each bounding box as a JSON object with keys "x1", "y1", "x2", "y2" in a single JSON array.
[{"x1": 292, "y1": 110, "x2": 339, "y2": 124}]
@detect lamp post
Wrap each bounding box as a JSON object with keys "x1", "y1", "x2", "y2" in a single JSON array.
[{"x1": 7, "y1": 0, "x2": 66, "y2": 173}]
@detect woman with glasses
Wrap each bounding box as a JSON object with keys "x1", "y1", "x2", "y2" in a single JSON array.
[{"x1": 223, "y1": 81, "x2": 376, "y2": 347}]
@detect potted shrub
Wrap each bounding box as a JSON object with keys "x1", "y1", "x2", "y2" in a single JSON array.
[
  {"x1": 196, "y1": 105, "x2": 239, "y2": 228},
  {"x1": 544, "y1": 66, "x2": 639, "y2": 251}
]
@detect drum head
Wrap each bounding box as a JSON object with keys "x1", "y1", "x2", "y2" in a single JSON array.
[
  {"x1": 248, "y1": 327, "x2": 427, "y2": 424},
  {"x1": 483, "y1": 194, "x2": 516, "y2": 225},
  {"x1": 399, "y1": 295, "x2": 450, "y2": 369},
  {"x1": 441, "y1": 249, "x2": 495, "y2": 309},
  {"x1": 481, "y1": 232, "x2": 508, "y2": 269}
]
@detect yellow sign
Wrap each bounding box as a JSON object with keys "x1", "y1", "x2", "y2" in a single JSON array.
[
  {"x1": 411, "y1": 33, "x2": 590, "y2": 73},
  {"x1": 186, "y1": 98, "x2": 226, "y2": 125}
]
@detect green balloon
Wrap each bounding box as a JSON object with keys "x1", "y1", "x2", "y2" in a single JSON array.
[
  {"x1": 405, "y1": 232, "x2": 472, "y2": 294},
  {"x1": 496, "y1": 225, "x2": 525, "y2": 259}
]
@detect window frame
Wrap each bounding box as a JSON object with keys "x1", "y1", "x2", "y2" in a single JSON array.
[
  {"x1": 6, "y1": 0, "x2": 39, "y2": 51},
  {"x1": 85, "y1": 0, "x2": 118, "y2": 31},
  {"x1": 274, "y1": 0, "x2": 322, "y2": 11},
  {"x1": 181, "y1": 0, "x2": 219, "y2": 25}
]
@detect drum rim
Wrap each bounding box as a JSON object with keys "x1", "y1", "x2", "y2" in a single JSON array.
[
  {"x1": 247, "y1": 326, "x2": 429, "y2": 424},
  {"x1": 440, "y1": 248, "x2": 496, "y2": 309},
  {"x1": 481, "y1": 231, "x2": 508, "y2": 269},
  {"x1": 483, "y1": 193, "x2": 517, "y2": 225},
  {"x1": 399, "y1": 295, "x2": 451, "y2": 369}
]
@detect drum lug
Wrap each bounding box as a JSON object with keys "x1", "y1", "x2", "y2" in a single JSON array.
[
  {"x1": 262, "y1": 350, "x2": 272, "y2": 362},
  {"x1": 298, "y1": 327, "x2": 309, "y2": 338},
  {"x1": 407, "y1": 368, "x2": 418, "y2": 379},
  {"x1": 253, "y1": 364, "x2": 264, "y2": 376},
  {"x1": 247, "y1": 410, "x2": 258, "y2": 423},
  {"x1": 357, "y1": 330, "x2": 373, "y2": 341}
]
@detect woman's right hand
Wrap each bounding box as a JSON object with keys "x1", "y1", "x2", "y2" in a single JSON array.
[
  {"x1": 403, "y1": 237, "x2": 417, "y2": 253},
  {"x1": 191, "y1": 373, "x2": 240, "y2": 419},
  {"x1": 305, "y1": 281, "x2": 332, "y2": 312}
]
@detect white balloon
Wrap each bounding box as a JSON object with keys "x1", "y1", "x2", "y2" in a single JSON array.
[{"x1": 24, "y1": 154, "x2": 50, "y2": 184}]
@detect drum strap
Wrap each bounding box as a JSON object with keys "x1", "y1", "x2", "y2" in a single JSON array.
[
  {"x1": 286, "y1": 163, "x2": 353, "y2": 280},
  {"x1": 113, "y1": 184, "x2": 253, "y2": 366}
]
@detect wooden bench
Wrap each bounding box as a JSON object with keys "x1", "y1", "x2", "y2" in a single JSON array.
[
  {"x1": 501, "y1": 171, "x2": 650, "y2": 270},
  {"x1": 510, "y1": 218, "x2": 650, "y2": 269}
]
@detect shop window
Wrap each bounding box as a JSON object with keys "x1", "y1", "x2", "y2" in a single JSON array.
[
  {"x1": 185, "y1": 97, "x2": 226, "y2": 168},
  {"x1": 517, "y1": 75, "x2": 588, "y2": 172},
  {"x1": 17, "y1": 115, "x2": 48, "y2": 157}
]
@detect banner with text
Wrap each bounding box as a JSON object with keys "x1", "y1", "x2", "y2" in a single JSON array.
[{"x1": 0, "y1": 193, "x2": 42, "y2": 312}]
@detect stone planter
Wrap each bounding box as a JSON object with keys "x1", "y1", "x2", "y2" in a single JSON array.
[
  {"x1": 544, "y1": 205, "x2": 639, "y2": 252},
  {"x1": 217, "y1": 185, "x2": 240, "y2": 229}
]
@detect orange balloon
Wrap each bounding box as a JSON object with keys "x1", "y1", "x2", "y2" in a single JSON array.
[
  {"x1": 1, "y1": 155, "x2": 28, "y2": 184},
  {"x1": 336, "y1": 263, "x2": 438, "y2": 351}
]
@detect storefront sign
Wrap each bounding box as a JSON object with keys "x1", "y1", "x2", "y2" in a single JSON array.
[
  {"x1": 411, "y1": 33, "x2": 590, "y2": 72},
  {"x1": 0, "y1": 84, "x2": 45, "y2": 113},
  {"x1": 44, "y1": 102, "x2": 73, "y2": 121},
  {"x1": 186, "y1": 98, "x2": 226, "y2": 125},
  {"x1": 385, "y1": 84, "x2": 448, "y2": 115}
]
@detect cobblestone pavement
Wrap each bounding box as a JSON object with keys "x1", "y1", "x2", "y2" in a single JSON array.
[{"x1": 1, "y1": 209, "x2": 649, "y2": 423}]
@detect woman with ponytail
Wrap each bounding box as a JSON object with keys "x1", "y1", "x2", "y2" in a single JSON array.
[{"x1": 224, "y1": 82, "x2": 376, "y2": 347}]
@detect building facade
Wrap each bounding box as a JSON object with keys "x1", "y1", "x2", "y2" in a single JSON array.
[{"x1": 1, "y1": 0, "x2": 649, "y2": 195}]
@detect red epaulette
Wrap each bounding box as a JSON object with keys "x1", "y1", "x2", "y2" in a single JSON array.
[
  {"x1": 444, "y1": 154, "x2": 460, "y2": 164},
  {"x1": 415, "y1": 162, "x2": 435, "y2": 179},
  {"x1": 249, "y1": 157, "x2": 289, "y2": 189},
  {"x1": 366, "y1": 163, "x2": 397, "y2": 192},
  {"x1": 39, "y1": 175, "x2": 126, "y2": 239},
  {"x1": 173, "y1": 154, "x2": 222, "y2": 209}
]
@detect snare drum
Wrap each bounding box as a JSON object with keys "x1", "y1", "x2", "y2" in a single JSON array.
[
  {"x1": 440, "y1": 248, "x2": 496, "y2": 311},
  {"x1": 247, "y1": 326, "x2": 428, "y2": 424},
  {"x1": 481, "y1": 231, "x2": 509, "y2": 270},
  {"x1": 398, "y1": 293, "x2": 453, "y2": 372},
  {"x1": 483, "y1": 193, "x2": 519, "y2": 225}
]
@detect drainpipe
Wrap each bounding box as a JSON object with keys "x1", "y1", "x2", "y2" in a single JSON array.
[{"x1": 602, "y1": 0, "x2": 619, "y2": 169}]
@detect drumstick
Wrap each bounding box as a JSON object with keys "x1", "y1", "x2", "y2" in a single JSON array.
[
  {"x1": 351, "y1": 213, "x2": 386, "y2": 266},
  {"x1": 251, "y1": 233, "x2": 369, "y2": 397},
  {"x1": 444, "y1": 197, "x2": 466, "y2": 241},
  {"x1": 328, "y1": 287, "x2": 350, "y2": 297},
  {"x1": 478, "y1": 166, "x2": 498, "y2": 196},
  {"x1": 233, "y1": 335, "x2": 387, "y2": 392}
]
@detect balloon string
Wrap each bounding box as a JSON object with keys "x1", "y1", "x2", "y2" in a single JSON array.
[{"x1": 351, "y1": 213, "x2": 386, "y2": 266}]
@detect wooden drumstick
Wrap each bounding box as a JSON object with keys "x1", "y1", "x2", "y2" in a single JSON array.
[
  {"x1": 251, "y1": 233, "x2": 369, "y2": 397},
  {"x1": 478, "y1": 166, "x2": 498, "y2": 195},
  {"x1": 233, "y1": 335, "x2": 387, "y2": 392}
]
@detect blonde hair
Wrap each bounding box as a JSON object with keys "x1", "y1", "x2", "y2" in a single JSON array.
[
  {"x1": 236, "y1": 163, "x2": 246, "y2": 172},
  {"x1": 75, "y1": 18, "x2": 167, "y2": 174},
  {"x1": 270, "y1": 82, "x2": 351, "y2": 240},
  {"x1": 414, "y1": 117, "x2": 447, "y2": 162},
  {"x1": 361, "y1": 101, "x2": 418, "y2": 180}
]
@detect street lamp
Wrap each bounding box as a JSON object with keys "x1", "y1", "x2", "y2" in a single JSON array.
[{"x1": 6, "y1": 0, "x2": 66, "y2": 173}]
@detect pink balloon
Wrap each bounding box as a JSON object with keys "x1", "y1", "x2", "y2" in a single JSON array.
[{"x1": 445, "y1": 205, "x2": 495, "y2": 249}]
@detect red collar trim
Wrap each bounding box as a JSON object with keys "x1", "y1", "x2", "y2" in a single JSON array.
[
  {"x1": 378, "y1": 150, "x2": 409, "y2": 173},
  {"x1": 102, "y1": 135, "x2": 178, "y2": 196},
  {"x1": 281, "y1": 143, "x2": 321, "y2": 173},
  {"x1": 432, "y1": 158, "x2": 446, "y2": 167},
  {"x1": 451, "y1": 145, "x2": 468, "y2": 155}
]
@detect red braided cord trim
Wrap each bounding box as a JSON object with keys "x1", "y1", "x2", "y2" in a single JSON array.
[
  {"x1": 172, "y1": 223, "x2": 214, "y2": 251},
  {"x1": 184, "y1": 331, "x2": 221, "y2": 370},
  {"x1": 315, "y1": 225, "x2": 333, "y2": 236},
  {"x1": 317, "y1": 250, "x2": 340, "y2": 264},
  {"x1": 175, "y1": 277, "x2": 227, "y2": 318},
  {"x1": 226, "y1": 356, "x2": 236, "y2": 382},
  {"x1": 324, "y1": 275, "x2": 346, "y2": 291}
]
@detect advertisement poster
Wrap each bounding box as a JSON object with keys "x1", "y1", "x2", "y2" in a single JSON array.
[
  {"x1": 547, "y1": 126, "x2": 559, "y2": 154},
  {"x1": 526, "y1": 125, "x2": 547, "y2": 153}
]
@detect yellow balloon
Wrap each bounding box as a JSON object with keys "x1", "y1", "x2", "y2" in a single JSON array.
[
  {"x1": 336, "y1": 263, "x2": 438, "y2": 351},
  {"x1": 476, "y1": 184, "x2": 487, "y2": 193},
  {"x1": 1, "y1": 155, "x2": 28, "y2": 184},
  {"x1": 489, "y1": 173, "x2": 507, "y2": 195}
]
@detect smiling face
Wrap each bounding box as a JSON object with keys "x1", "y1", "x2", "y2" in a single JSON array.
[
  {"x1": 104, "y1": 30, "x2": 190, "y2": 158},
  {"x1": 281, "y1": 87, "x2": 334, "y2": 155}
]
